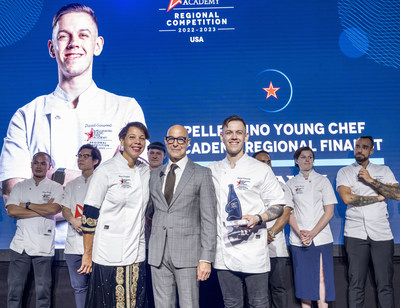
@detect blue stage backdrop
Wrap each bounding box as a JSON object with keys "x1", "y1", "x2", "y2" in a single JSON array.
[{"x1": 0, "y1": 0, "x2": 399, "y2": 248}]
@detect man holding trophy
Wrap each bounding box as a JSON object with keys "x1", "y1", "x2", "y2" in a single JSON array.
[{"x1": 209, "y1": 115, "x2": 286, "y2": 308}]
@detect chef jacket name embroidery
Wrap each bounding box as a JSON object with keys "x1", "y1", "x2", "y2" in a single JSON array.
[
  {"x1": 119, "y1": 176, "x2": 132, "y2": 189},
  {"x1": 84, "y1": 123, "x2": 113, "y2": 151},
  {"x1": 236, "y1": 177, "x2": 250, "y2": 190},
  {"x1": 42, "y1": 192, "x2": 52, "y2": 202},
  {"x1": 294, "y1": 186, "x2": 305, "y2": 194}
]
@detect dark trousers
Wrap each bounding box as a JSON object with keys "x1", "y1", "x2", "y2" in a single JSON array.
[
  {"x1": 344, "y1": 236, "x2": 394, "y2": 308},
  {"x1": 65, "y1": 254, "x2": 89, "y2": 308},
  {"x1": 217, "y1": 269, "x2": 269, "y2": 308},
  {"x1": 268, "y1": 257, "x2": 287, "y2": 308},
  {"x1": 7, "y1": 250, "x2": 53, "y2": 308}
]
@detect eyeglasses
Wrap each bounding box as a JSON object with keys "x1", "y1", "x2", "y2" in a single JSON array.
[
  {"x1": 165, "y1": 136, "x2": 187, "y2": 145},
  {"x1": 76, "y1": 154, "x2": 92, "y2": 159}
]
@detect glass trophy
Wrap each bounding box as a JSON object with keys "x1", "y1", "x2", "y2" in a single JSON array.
[{"x1": 224, "y1": 184, "x2": 248, "y2": 227}]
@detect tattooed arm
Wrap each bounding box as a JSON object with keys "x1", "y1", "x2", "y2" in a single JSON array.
[
  {"x1": 358, "y1": 168, "x2": 400, "y2": 200},
  {"x1": 267, "y1": 206, "x2": 292, "y2": 243},
  {"x1": 242, "y1": 204, "x2": 284, "y2": 229},
  {"x1": 337, "y1": 185, "x2": 385, "y2": 207}
]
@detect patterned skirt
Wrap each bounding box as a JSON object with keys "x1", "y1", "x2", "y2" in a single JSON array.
[{"x1": 85, "y1": 261, "x2": 146, "y2": 308}]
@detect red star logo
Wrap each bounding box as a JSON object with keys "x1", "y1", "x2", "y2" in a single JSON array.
[
  {"x1": 120, "y1": 179, "x2": 124, "y2": 184},
  {"x1": 167, "y1": 0, "x2": 182, "y2": 12},
  {"x1": 263, "y1": 82, "x2": 280, "y2": 99},
  {"x1": 237, "y1": 180, "x2": 241, "y2": 185},
  {"x1": 85, "y1": 128, "x2": 94, "y2": 141}
]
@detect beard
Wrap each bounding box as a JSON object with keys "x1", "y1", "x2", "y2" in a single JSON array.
[{"x1": 355, "y1": 154, "x2": 368, "y2": 164}]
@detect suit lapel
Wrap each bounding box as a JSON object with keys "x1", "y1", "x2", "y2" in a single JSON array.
[
  {"x1": 169, "y1": 159, "x2": 195, "y2": 207},
  {"x1": 156, "y1": 164, "x2": 169, "y2": 208}
]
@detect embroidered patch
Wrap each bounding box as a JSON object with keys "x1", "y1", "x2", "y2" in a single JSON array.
[
  {"x1": 294, "y1": 185, "x2": 305, "y2": 194},
  {"x1": 119, "y1": 176, "x2": 132, "y2": 189},
  {"x1": 236, "y1": 177, "x2": 250, "y2": 190},
  {"x1": 116, "y1": 267, "x2": 125, "y2": 308},
  {"x1": 42, "y1": 191, "x2": 51, "y2": 202}
]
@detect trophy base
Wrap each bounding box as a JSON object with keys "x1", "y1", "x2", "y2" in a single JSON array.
[{"x1": 223, "y1": 219, "x2": 248, "y2": 227}]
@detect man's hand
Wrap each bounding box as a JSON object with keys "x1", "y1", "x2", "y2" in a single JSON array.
[
  {"x1": 242, "y1": 214, "x2": 259, "y2": 229},
  {"x1": 78, "y1": 253, "x2": 92, "y2": 274},
  {"x1": 377, "y1": 194, "x2": 386, "y2": 202},
  {"x1": 70, "y1": 217, "x2": 82, "y2": 233},
  {"x1": 358, "y1": 168, "x2": 374, "y2": 184},
  {"x1": 197, "y1": 261, "x2": 211, "y2": 281},
  {"x1": 267, "y1": 228, "x2": 275, "y2": 244}
]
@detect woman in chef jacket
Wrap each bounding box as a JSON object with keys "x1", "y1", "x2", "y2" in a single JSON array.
[{"x1": 286, "y1": 146, "x2": 337, "y2": 308}]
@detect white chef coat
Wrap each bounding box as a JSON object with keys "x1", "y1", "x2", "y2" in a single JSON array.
[
  {"x1": 62, "y1": 175, "x2": 92, "y2": 255},
  {"x1": 0, "y1": 82, "x2": 146, "y2": 181},
  {"x1": 336, "y1": 162, "x2": 397, "y2": 241},
  {"x1": 84, "y1": 152, "x2": 150, "y2": 266},
  {"x1": 267, "y1": 181, "x2": 293, "y2": 258},
  {"x1": 287, "y1": 170, "x2": 337, "y2": 247},
  {"x1": 6, "y1": 178, "x2": 64, "y2": 256},
  {"x1": 209, "y1": 154, "x2": 286, "y2": 273}
]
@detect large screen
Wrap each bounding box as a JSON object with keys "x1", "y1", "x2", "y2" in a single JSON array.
[{"x1": 1, "y1": 0, "x2": 399, "y2": 248}]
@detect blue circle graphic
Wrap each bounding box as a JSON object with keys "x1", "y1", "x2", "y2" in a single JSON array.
[
  {"x1": 339, "y1": 28, "x2": 369, "y2": 58},
  {"x1": 256, "y1": 69, "x2": 293, "y2": 113}
]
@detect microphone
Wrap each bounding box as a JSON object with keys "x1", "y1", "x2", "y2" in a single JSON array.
[{"x1": 160, "y1": 171, "x2": 165, "y2": 177}]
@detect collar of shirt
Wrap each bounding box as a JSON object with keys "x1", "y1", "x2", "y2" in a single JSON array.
[
  {"x1": 222, "y1": 152, "x2": 249, "y2": 169},
  {"x1": 116, "y1": 151, "x2": 147, "y2": 169},
  {"x1": 28, "y1": 177, "x2": 50, "y2": 187},
  {"x1": 162, "y1": 156, "x2": 188, "y2": 193},
  {"x1": 166, "y1": 155, "x2": 188, "y2": 172},
  {"x1": 44, "y1": 81, "x2": 98, "y2": 113},
  {"x1": 298, "y1": 169, "x2": 316, "y2": 179},
  {"x1": 352, "y1": 161, "x2": 371, "y2": 170}
]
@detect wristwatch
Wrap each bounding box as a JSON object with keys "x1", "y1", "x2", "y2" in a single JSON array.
[
  {"x1": 25, "y1": 202, "x2": 31, "y2": 209},
  {"x1": 268, "y1": 229, "x2": 275, "y2": 236},
  {"x1": 256, "y1": 214, "x2": 263, "y2": 225}
]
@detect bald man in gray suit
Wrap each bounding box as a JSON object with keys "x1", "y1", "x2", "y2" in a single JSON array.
[{"x1": 147, "y1": 125, "x2": 217, "y2": 308}]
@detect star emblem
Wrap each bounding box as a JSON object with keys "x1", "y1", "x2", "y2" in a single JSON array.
[
  {"x1": 120, "y1": 179, "x2": 124, "y2": 184},
  {"x1": 85, "y1": 128, "x2": 94, "y2": 141},
  {"x1": 167, "y1": 0, "x2": 182, "y2": 12},
  {"x1": 263, "y1": 82, "x2": 280, "y2": 99}
]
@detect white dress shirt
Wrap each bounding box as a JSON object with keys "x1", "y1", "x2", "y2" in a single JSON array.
[
  {"x1": 162, "y1": 156, "x2": 188, "y2": 194},
  {"x1": 336, "y1": 162, "x2": 397, "y2": 241}
]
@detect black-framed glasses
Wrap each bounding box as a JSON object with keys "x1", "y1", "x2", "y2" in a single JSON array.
[
  {"x1": 76, "y1": 154, "x2": 92, "y2": 159},
  {"x1": 165, "y1": 136, "x2": 187, "y2": 145}
]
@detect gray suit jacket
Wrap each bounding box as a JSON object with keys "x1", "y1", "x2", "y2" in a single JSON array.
[{"x1": 148, "y1": 158, "x2": 217, "y2": 268}]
